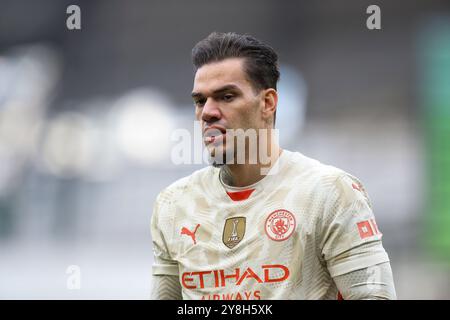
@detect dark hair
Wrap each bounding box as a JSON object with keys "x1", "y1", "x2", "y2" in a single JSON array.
[{"x1": 192, "y1": 32, "x2": 280, "y2": 92}]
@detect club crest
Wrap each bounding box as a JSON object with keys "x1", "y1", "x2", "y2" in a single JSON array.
[{"x1": 265, "y1": 209, "x2": 296, "y2": 241}]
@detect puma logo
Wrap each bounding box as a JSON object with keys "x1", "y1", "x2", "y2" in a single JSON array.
[{"x1": 181, "y1": 224, "x2": 200, "y2": 245}]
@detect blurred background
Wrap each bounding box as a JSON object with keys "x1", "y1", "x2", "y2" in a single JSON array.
[{"x1": 0, "y1": 0, "x2": 449, "y2": 299}]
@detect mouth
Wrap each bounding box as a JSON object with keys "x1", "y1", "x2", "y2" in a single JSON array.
[
  {"x1": 203, "y1": 126, "x2": 226, "y2": 144},
  {"x1": 204, "y1": 135, "x2": 218, "y2": 143}
]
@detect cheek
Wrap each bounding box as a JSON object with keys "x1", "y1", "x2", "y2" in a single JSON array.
[
  {"x1": 224, "y1": 98, "x2": 261, "y2": 128},
  {"x1": 240, "y1": 100, "x2": 263, "y2": 127}
]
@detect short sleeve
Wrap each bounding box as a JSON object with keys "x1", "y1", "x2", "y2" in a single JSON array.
[
  {"x1": 150, "y1": 192, "x2": 179, "y2": 276},
  {"x1": 320, "y1": 173, "x2": 390, "y2": 277}
]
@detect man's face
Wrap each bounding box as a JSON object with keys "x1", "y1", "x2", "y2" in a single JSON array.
[{"x1": 192, "y1": 58, "x2": 265, "y2": 163}]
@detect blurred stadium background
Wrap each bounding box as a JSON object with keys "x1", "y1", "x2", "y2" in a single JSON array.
[{"x1": 0, "y1": 0, "x2": 449, "y2": 299}]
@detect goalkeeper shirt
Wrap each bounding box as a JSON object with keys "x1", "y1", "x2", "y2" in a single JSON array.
[{"x1": 151, "y1": 149, "x2": 390, "y2": 299}]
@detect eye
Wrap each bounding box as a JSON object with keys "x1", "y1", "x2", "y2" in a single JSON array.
[
  {"x1": 194, "y1": 98, "x2": 206, "y2": 107},
  {"x1": 222, "y1": 94, "x2": 234, "y2": 102}
]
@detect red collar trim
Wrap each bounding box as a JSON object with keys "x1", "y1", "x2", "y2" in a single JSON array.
[{"x1": 226, "y1": 189, "x2": 255, "y2": 201}]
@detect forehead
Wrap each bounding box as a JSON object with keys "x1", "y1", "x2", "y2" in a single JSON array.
[{"x1": 193, "y1": 58, "x2": 252, "y2": 94}]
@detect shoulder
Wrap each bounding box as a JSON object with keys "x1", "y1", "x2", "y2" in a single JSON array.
[
  {"x1": 151, "y1": 166, "x2": 219, "y2": 245},
  {"x1": 284, "y1": 150, "x2": 369, "y2": 203},
  {"x1": 284, "y1": 150, "x2": 347, "y2": 186},
  {"x1": 154, "y1": 165, "x2": 218, "y2": 210}
]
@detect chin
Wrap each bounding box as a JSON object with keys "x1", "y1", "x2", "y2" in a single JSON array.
[
  {"x1": 207, "y1": 145, "x2": 232, "y2": 167},
  {"x1": 211, "y1": 161, "x2": 225, "y2": 168},
  {"x1": 208, "y1": 151, "x2": 226, "y2": 167}
]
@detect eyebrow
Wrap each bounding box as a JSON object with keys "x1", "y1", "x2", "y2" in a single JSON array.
[{"x1": 191, "y1": 84, "x2": 240, "y2": 99}]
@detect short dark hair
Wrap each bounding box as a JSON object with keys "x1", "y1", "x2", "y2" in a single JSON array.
[{"x1": 192, "y1": 32, "x2": 280, "y2": 92}]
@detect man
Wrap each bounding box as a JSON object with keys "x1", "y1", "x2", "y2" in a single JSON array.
[{"x1": 150, "y1": 32, "x2": 396, "y2": 300}]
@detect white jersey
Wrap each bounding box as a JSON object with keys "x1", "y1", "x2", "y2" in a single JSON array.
[{"x1": 150, "y1": 150, "x2": 390, "y2": 300}]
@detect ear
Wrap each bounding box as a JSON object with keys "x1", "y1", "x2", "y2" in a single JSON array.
[{"x1": 261, "y1": 88, "x2": 278, "y2": 125}]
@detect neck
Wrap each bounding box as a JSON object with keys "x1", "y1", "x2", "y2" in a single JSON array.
[{"x1": 221, "y1": 142, "x2": 282, "y2": 188}]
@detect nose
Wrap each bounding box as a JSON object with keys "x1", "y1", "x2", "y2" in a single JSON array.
[{"x1": 201, "y1": 98, "x2": 221, "y2": 123}]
